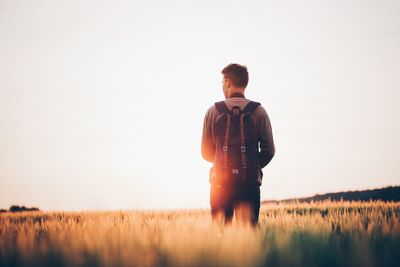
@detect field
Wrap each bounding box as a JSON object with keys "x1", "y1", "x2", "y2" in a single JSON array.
[{"x1": 1, "y1": 201, "x2": 399, "y2": 267}]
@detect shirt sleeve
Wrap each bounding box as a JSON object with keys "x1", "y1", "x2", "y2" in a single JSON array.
[
  {"x1": 201, "y1": 107, "x2": 216, "y2": 162},
  {"x1": 257, "y1": 106, "x2": 275, "y2": 168}
]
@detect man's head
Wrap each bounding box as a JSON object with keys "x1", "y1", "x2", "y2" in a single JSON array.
[{"x1": 221, "y1": 63, "x2": 249, "y2": 99}]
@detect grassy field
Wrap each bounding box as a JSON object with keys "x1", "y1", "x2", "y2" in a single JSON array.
[{"x1": 1, "y1": 201, "x2": 399, "y2": 267}]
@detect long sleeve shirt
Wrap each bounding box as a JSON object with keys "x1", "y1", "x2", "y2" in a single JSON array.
[{"x1": 201, "y1": 96, "x2": 275, "y2": 185}]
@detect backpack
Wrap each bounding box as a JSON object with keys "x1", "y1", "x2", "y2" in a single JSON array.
[{"x1": 212, "y1": 100, "x2": 260, "y2": 187}]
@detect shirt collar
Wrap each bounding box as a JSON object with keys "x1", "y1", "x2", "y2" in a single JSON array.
[{"x1": 229, "y1": 92, "x2": 245, "y2": 98}]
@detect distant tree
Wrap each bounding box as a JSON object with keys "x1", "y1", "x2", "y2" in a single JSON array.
[
  {"x1": 262, "y1": 185, "x2": 400, "y2": 204},
  {"x1": 9, "y1": 205, "x2": 40, "y2": 212}
]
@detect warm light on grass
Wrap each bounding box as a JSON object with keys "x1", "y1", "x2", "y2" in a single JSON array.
[{"x1": 1, "y1": 201, "x2": 399, "y2": 266}]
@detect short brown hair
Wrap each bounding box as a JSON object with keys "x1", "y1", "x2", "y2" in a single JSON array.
[{"x1": 221, "y1": 63, "x2": 249, "y2": 88}]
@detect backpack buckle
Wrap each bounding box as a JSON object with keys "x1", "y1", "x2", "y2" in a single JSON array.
[
  {"x1": 240, "y1": 146, "x2": 246, "y2": 152},
  {"x1": 242, "y1": 162, "x2": 247, "y2": 169},
  {"x1": 223, "y1": 146, "x2": 228, "y2": 152}
]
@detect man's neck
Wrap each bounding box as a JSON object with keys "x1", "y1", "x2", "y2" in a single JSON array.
[{"x1": 229, "y1": 92, "x2": 245, "y2": 98}]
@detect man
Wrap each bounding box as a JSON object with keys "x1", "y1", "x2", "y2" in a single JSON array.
[{"x1": 201, "y1": 63, "x2": 275, "y2": 226}]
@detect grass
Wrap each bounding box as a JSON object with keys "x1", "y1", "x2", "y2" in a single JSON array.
[{"x1": 1, "y1": 201, "x2": 399, "y2": 267}]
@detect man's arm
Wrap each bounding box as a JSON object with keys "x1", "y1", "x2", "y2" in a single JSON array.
[
  {"x1": 258, "y1": 107, "x2": 275, "y2": 168},
  {"x1": 201, "y1": 107, "x2": 215, "y2": 162}
]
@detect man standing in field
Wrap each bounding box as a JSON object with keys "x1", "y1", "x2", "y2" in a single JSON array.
[{"x1": 201, "y1": 63, "x2": 275, "y2": 226}]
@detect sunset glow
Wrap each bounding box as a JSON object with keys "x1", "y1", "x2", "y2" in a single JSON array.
[{"x1": 0, "y1": 0, "x2": 399, "y2": 210}]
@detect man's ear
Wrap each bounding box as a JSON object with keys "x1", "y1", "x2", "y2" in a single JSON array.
[{"x1": 226, "y1": 79, "x2": 232, "y2": 88}]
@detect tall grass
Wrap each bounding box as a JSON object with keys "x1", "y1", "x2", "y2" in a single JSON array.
[{"x1": 1, "y1": 201, "x2": 399, "y2": 267}]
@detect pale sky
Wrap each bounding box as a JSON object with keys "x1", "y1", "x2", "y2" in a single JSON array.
[{"x1": 0, "y1": 0, "x2": 399, "y2": 211}]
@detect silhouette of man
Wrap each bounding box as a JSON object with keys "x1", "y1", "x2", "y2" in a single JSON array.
[{"x1": 201, "y1": 63, "x2": 275, "y2": 226}]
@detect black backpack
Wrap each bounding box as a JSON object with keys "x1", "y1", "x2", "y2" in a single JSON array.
[{"x1": 213, "y1": 101, "x2": 260, "y2": 187}]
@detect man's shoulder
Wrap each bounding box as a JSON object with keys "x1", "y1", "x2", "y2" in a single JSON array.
[
  {"x1": 253, "y1": 102, "x2": 267, "y2": 113},
  {"x1": 242, "y1": 100, "x2": 269, "y2": 123},
  {"x1": 204, "y1": 104, "x2": 219, "y2": 122},
  {"x1": 239, "y1": 99, "x2": 267, "y2": 115},
  {"x1": 206, "y1": 103, "x2": 218, "y2": 113}
]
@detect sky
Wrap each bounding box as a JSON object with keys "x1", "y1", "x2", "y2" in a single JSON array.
[{"x1": 0, "y1": 0, "x2": 399, "y2": 211}]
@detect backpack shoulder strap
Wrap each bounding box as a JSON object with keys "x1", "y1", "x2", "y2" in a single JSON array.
[
  {"x1": 214, "y1": 101, "x2": 230, "y2": 114},
  {"x1": 243, "y1": 101, "x2": 260, "y2": 114}
]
